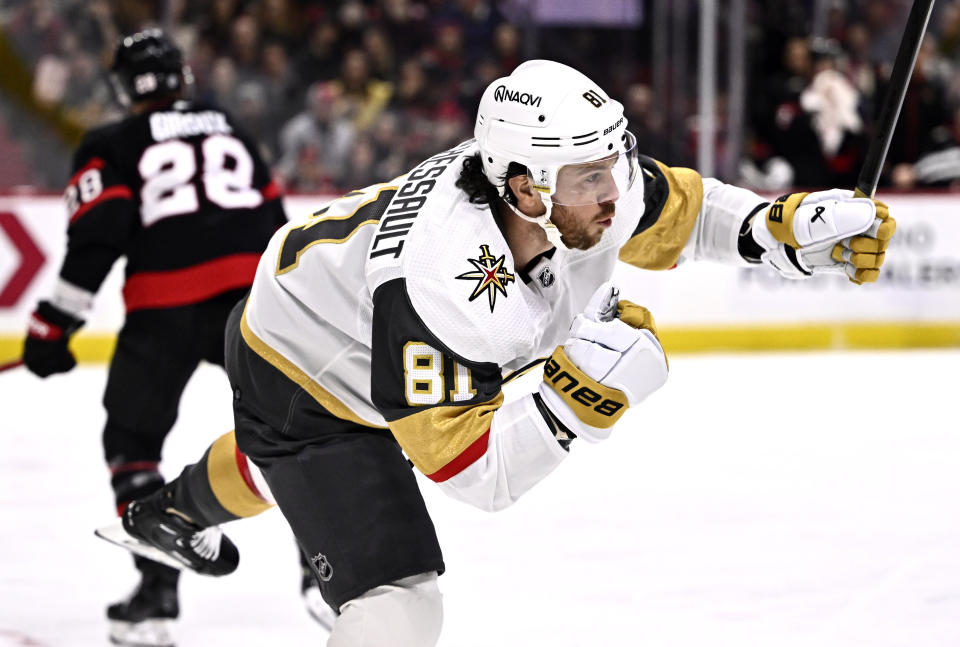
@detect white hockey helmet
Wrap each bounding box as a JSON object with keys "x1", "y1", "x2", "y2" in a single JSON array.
[{"x1": 474, "y1": 60, "x2": 638, "y2": 244}]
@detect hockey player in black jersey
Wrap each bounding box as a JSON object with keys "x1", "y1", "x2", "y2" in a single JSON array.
[
  {"x1": 98, "y1": 60, "x2": 896, "y2": 646},
  {"x1": 22, "y1": 29, "x2": 288, "y2": 647}
]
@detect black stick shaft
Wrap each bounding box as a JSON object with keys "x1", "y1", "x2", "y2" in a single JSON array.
[{"x1": 855, "y1": 0, "x2": 936, "y2": 199}]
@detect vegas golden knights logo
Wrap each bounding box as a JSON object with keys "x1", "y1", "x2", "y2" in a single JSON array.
[{"x1": 456, "y1": 244, "x2": 515, "y2": 313}]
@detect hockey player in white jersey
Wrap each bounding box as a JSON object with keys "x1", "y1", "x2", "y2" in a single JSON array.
[{"x1": 98, "y1": 60, "x2": 895, "y2": 646}]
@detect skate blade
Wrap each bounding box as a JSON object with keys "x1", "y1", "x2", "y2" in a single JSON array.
[
  {"x1": 95, "y1": 523, "x2": 191, "y2": 572},
  {"x1": 109, "y1": 618, "x2": 175, "y2": 647}
]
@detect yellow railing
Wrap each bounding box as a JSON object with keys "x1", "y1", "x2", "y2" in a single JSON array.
[{"x1": 3, "y1": 321, "x2": 959, "y2": 367}]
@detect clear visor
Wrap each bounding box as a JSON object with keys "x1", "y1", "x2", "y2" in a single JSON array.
[{"x1": 534, "y1": 130, "x2": 639, "y2": 207}]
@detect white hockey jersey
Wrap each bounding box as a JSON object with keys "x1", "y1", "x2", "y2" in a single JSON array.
[{"x1": 240, "y1": 139, "x2": 767, "y2": 510}]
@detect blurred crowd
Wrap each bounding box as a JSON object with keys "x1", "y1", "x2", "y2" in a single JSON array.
[
  {"x1": 745, "y1": 0, "x2": 960, "y2": 191},
  {"x1": 0, "y1": 0, "x2": 526, "y2": 191},
  {"x1": 3, "y1": 0, "x2": 960, "y2": 193}
]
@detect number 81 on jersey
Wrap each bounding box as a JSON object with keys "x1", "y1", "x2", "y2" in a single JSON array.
[{"x1": 403, "y1": 342, "x2": 476, "y2": 406}]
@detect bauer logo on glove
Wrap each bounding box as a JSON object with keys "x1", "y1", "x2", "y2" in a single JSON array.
[
  {"x1": 538, "y1": 283, "x2": 669, "y2": 443},
  {"x1": 543, "y1": 349, "x2": 627, "y2": 426},
  {"x1": 752, "y1": 189, "x2": 896, "y2": 284}
]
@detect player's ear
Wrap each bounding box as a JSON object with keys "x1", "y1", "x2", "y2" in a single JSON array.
[{"x1": 507, "y1": 174, "x2": 546, "y2": 216}]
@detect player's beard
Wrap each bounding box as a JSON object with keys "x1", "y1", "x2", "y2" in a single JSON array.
[{"x1": 550, "y1": 202, "x2": 616, "y2": 250}]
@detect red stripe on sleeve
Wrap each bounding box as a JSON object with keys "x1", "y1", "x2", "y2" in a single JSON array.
[
  {"x1": 122, "y1": 253, "x2": 260, "y2": 312},
  {"x1": 426, "y1": 430, "x2": 491, "y2": 483},
  {"x1": 69, "y1": 185, "x2": 133, "y2": 224},
  {"x1": 234, "y1": 443, "x2": 268, "y2": 502}
]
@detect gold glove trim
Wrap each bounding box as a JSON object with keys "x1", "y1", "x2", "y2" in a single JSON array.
[
  {"x1": 831, "y1": 247, "x2": 885, "y2": 269},
  {"x1": 846, "y1": 238, "x2": 885, "y2": 253},
  {"x1": 765, "y1": 192, "x2": 808, "y2": 249},
  {"x1": 617, "y1": 300, "x2": 668, "y2": 370},
  {"x1": 839, "y1": 199, "x2": 896, "y2": 284},
  {"x1": 207, "y1": 431, "x2": 274, "y2": 518},
  {"x1": 617, "y1": 300, "x2": 658, "y2": 336},
  {"x1": 853, "y1": 268, "x2": 881, "y2": 283},
  {"x1": 618, "y1": 161, "x2": 704, "y2": 270},
  {"x1": 544, "y1": 347, "x2": 629, "y2": 429}
]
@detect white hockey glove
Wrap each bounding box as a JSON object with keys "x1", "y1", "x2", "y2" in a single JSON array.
[
  {"x1": 751, "y1": 189, "x2": 896, "y2": 284},
  {"x1": 537, "y1": 282, "x2": 669, "y2": 443}
]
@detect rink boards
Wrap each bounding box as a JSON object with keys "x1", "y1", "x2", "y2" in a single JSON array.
[{"x1": 0, "y1": 193, "x2": 958, "y2": 363}]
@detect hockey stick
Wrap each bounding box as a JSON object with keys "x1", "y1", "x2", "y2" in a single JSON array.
[
  {"x1": 854, "y1": 0, "x2": 936, "y2": 199},
  {"x1": 0, "y1": 358, "x2": 23, "y2": 373}
]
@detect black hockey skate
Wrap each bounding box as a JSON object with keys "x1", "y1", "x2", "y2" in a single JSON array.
[
  {"x1": 107, "y1": 571, "x2": 179, "y2": 647},
  {"x1": 97, "y1": 491, "x2": 238, "y2": 576}
]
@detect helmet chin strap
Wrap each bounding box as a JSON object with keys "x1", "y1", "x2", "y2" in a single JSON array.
[{"x1": 504, "y1": 196, "x2": 569, "y2": 251}]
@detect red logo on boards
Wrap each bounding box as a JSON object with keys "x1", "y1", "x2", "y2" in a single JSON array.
[{"x1": 0, "y1": 212, "x2": 46, "y2": 307}]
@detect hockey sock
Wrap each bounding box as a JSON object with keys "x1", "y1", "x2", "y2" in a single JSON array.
[
  {"x1": 168, "y1": 431, "x2": 274, "y2": 527},
  {"x1": 109, "y1": 460, "x2": 164, "y2": 516}
]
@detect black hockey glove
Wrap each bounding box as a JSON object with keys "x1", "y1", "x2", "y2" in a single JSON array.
[{"x1": 24, "y1": 301, "x2": 84, "y2": 378}]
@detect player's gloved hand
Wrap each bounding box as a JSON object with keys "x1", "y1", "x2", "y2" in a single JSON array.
[
  {"x1": 537, "y1": 282, "x2": 669, "y2": 443},
  {"x1": 23, "y1": 301, "x2": 84, "y2": 378},
  {"x1": 752, "y1": 189, "x2": 895, "y2": 284}
]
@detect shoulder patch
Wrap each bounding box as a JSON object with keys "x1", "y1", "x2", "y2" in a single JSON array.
[{"x1": 618, "y1": 156, "x2": 703, "y2": 270}]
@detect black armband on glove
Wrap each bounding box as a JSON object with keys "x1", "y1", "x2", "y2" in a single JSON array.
[
  {"x1": 737, "y1": 202, "x2": 770, "y2": 264},
  {"x1": 532, "y1": 391, "x2": 577, "y2": 451},
  {"x1": 24, "y1": 301, "x2": 85, "y2": 378}
]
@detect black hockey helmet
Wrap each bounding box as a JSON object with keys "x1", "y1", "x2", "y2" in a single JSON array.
[{"x1": 110, "y1": 28, "x2": 190, "y2": 106}]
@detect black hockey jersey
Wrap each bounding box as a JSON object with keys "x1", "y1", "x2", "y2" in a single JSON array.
[{"x1": 60, "y1": 99, "x2": 286, "y2": 312}]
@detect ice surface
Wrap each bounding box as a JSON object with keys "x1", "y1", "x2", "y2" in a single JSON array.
[{"x1": 2, "y1": 350, "x2": 959, "y2": 646}]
